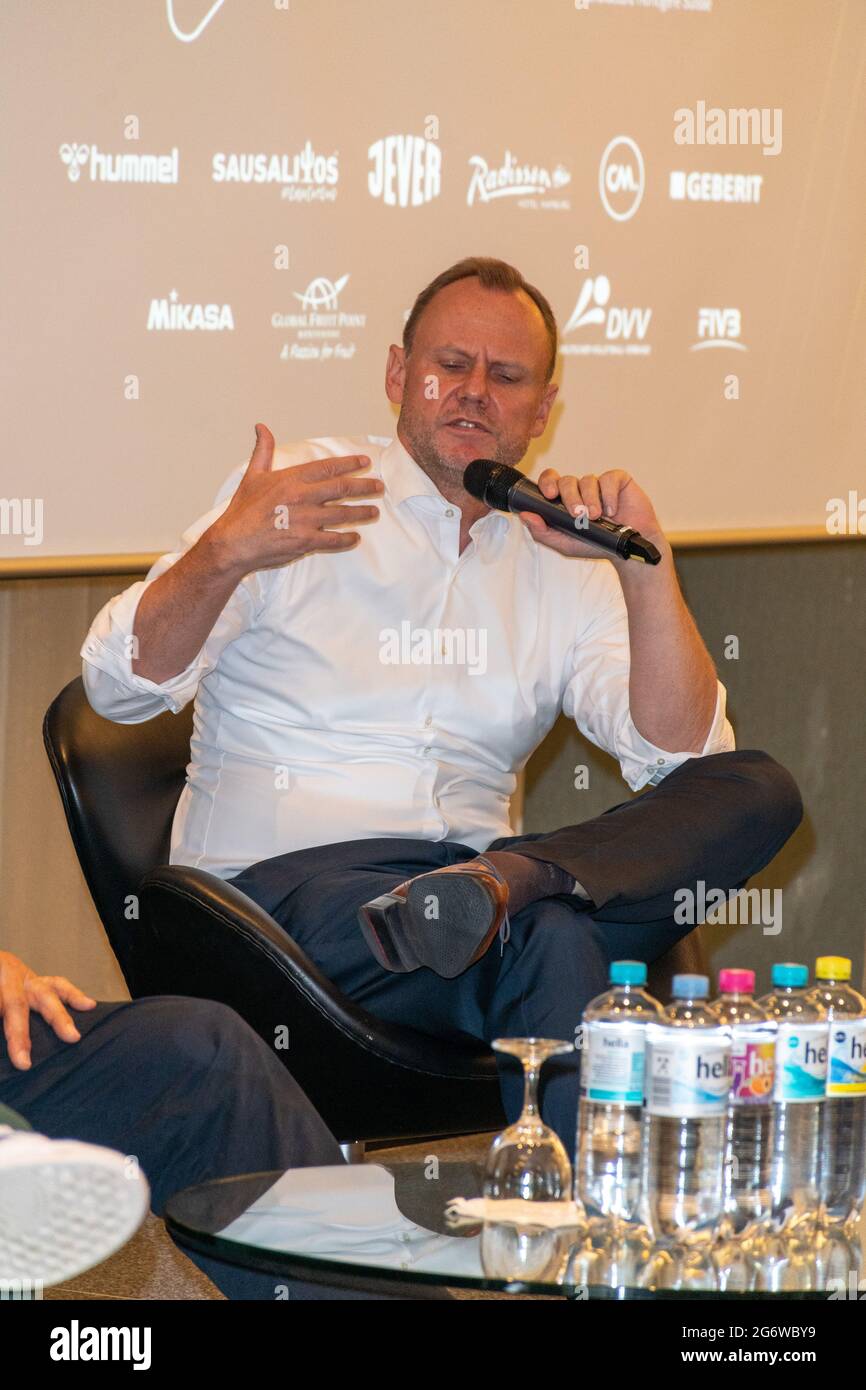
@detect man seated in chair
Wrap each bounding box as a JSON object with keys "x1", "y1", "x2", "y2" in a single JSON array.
[{"x1": 81, "y1": 256, "x2": 803, "y2": 1151}]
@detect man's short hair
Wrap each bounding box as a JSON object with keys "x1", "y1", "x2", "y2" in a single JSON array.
[{"x1": 402, "y1": 257, "x2": 558, "y2": 383}]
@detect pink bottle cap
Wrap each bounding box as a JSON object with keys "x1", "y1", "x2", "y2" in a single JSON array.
[{"x1": 718, "y1": 968, "x2": 755, "y2": 994}]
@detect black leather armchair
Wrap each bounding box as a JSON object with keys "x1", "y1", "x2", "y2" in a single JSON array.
[
  {"x1": 42, "y1": 677, "x2": 706, "y2": 1146},
  {"x1": 43, "y1": 678, "x2": 504, "y2": 1145}
]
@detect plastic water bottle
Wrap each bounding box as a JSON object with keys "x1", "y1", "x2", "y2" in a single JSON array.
[
  {"x1": 758, "y1": 963, "x2": 827, "y2": 1233},
  {"x1": 709, "y1": 968, "x2": 776, "y2": 1238},
  {"x1": 641, "y1": 975, "x2": 732, "y2": 1243},
  {"x1": 806, "y1": 956, "x2": 866, "y2": 1228},
  {"x1": 575, "y1": 960, "x2": 662, "y2": 1224}
]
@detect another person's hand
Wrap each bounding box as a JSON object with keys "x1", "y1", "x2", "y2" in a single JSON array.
[
  {"x1": 0, "y1": 951, "x2": 96, "y2": 1071},
  {"x1": 206, "y1": 423, "x2": 384, "y2": 577},
  {"x1": 517, "y1": 468, "x2": 666, "y2": 561}
]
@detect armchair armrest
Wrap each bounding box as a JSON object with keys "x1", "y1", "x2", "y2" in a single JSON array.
[{"x1": 136, "y1": 865, "x2": 503, "y2": 1144}]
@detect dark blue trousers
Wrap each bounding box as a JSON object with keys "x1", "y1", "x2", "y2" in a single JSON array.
[
  {"x1": 229, "y1": 750, "x2": 803, "y2": 1157},
  {"x1": 0, "y1": 998, "x2": 443, "y2": 1299}
]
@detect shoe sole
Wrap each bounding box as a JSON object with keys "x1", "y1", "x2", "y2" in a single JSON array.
[
  {"x1": 0, "y1": 1147, "x2": 150, "y2": 1288},
  {"x1": 360, "y1": 873, "x2": 501, "y2": 979}
]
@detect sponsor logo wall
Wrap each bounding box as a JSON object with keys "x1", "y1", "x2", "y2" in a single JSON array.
[{"x1": 4, "y1": 0, "x2": 864, "y2": 555}]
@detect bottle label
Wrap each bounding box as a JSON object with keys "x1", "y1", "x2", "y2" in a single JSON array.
[
  {"x1": 827, "y1": 1017, "x2": 866, "y2": 1096},
  {"x1": 729, "y1": 1024, "x2": 776, "y2": 1105},
  {"x1": 582, "y1": 1021, "x2": 647, "y2": 1104},
  {"x1": 774, "y1": 1021, "x2": 828, "y2": 1102},
  {"x1": 644, "y1": 1027, "x2": 731, "y2": 1118}
]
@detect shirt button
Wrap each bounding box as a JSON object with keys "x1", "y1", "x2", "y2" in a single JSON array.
[
  {"x1": 422, "y1": 746, "x2": 432, "y2": 756},
  {"x1": 444, "y1": 508, "x2": 454, "y2": 518},
  {"x1": 656, "y1": 758, "x2": 665, "y2": 765},
  {"x1": 424, "y1": 715, "x2": 432, "y2": 727}
]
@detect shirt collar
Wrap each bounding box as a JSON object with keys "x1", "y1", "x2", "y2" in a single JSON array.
[{"x1": 380, "y1": 434, "x2": 512, "y2": 546}]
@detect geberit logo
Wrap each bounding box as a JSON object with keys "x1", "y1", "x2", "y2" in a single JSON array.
[{"x1": 50, "y1": 1319, "x2": 152, "y2": 1370}]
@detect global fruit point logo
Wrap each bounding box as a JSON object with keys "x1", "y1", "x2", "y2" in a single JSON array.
[
  {"x1": 59, "y1": 142, "x2": 179, "y2": 184},
  {"x1": 211, "y1": 142, "x2": 339, "y2": 202},
  {"x1": 466, "y1": 150, "x2": 571, "y2": 209},
  {"x1": 146, "y1": 288, "x2": 234, "y2": 331},
  {"x1": 272, "y1": 274, "x2": 367, "y2": 362}
]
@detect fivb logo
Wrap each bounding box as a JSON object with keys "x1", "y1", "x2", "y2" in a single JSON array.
[
  {"x1": 691, "y1": 308, "x2": 748, "y2": 352},
  {"x1": 147, "y1": 288, "x2": 234, "y2": 331},
  {"x1": 560, "y1": 275, "x2": 652, "y2": 357},
  {"x1": 59, "y1": 142, "x2": 179, "y2": 184},
  {"x1": 598, "y1": 137, "x2": 644, "y2": 222},
  {"x1": 368, "y1": 132, "x2": 441, "y2": 207}
]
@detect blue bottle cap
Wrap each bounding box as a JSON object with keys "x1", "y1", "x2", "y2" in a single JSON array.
[
  {"x1": 771, "y1": 962, "x2": 808, "y2": 988},
  {"x1": 671, "y1": 974, "x2": 709, "y2": 999},
  {"x1": 609, "y1": 960, "x2": 647, "y2": 986}
]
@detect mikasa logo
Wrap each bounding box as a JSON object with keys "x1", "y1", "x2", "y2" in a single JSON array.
[
  {"x1": 59, "y1": 142, "x2": 179, "y2": 184},
  {"x1": 147, "y1": 288, "x2": 234, "y2": 331}
]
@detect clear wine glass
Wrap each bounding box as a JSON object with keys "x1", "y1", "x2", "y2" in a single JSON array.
[{"x1": 481, "y1": 1037, "x2": 577, "y2": 1282}]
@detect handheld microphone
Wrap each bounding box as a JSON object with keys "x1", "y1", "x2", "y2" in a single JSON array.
[{"x1": 463, "y1": 459, "x2": 661, "y2": 565}]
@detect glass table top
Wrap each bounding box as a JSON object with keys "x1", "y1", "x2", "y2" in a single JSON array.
[{"x1": 164, "y1": 1160, "x2": 866, "y2": 1299}]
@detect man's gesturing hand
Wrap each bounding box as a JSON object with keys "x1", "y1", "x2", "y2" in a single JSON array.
[
  {"x1": 0, "y1": 951, "x2": 96, "y2": 1071},
  {"x1": 517, "y1": 467, "x2": 666, "y2": 562},
  {"x1": 206, "y1": 423, "x2": 384, "y2": 578}
]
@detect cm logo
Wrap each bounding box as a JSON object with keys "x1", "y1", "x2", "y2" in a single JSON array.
[{"x1": 599, "y1": 136, "x2": 645, "y2": 222}]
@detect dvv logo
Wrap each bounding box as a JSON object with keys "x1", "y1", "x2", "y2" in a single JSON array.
[
  {"x1": 599, "y1": 136, "x2": 644, "y2": 222},
  {"x1": 368, "y1": 134, "x2": 441, "y2": 207},
  {"x1": 561, "y1": 275, "x2": 652, "y2": 357}
]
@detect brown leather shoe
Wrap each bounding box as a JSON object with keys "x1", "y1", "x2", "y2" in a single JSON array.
[{"x1": 357, "y1": 859, "x2": 509, "y2": 978}]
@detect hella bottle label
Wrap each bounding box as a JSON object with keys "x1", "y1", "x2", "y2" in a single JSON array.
[
  {"x1": 645, "y1": 1027, "x2": 731, "y2": 1118},
  {"x1": 827, "y1": 1018, "x2": 866, "y2": 1096},
  {"x1": 774, "y1": 1022, "x2": 828, "y2": 1102},
  {"x1": 729, "y1": 1024, "x2": 776, "y2": 1105},
  {"x1": 582, "y1": 1021, "x2": 647, "y2": 1104}
]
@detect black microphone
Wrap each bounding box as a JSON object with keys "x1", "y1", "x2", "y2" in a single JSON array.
[{"x1": 463, "y1": 459, "x2": 661, "y2": 564}]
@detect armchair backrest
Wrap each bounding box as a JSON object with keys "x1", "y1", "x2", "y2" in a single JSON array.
[{"x1": 43, "y1": 677, "x2": 192, "y2": 985}]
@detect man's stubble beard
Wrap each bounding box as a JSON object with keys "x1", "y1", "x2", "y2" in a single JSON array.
[{"x1": 396, "y1": 404, "x2": 529, "y2": 497}]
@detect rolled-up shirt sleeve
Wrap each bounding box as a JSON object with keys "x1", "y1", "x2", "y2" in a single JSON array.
[
  {"x1": 80, "y1": 497, "x2": 260, "y2": 724},
  {"x1": 562, "y1": 560, "x2": 735, "y2": 791}
]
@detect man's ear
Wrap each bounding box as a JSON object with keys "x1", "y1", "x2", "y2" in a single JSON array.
[
  {"x1": 385, "y1": 344, "x2": 406, "y2": 405},
  {"x1": 530, "y1": 381, "x2": 559, "y2": 439}
]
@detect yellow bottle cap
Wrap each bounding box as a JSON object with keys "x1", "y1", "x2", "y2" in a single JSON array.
[{"x1": 816, "y1": 955, "x2": 851, "y2": 980}]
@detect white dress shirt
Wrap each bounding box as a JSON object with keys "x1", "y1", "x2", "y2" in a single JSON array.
[{"x1": 80, "y1": 434, "x2": 735, "y2": 880}]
